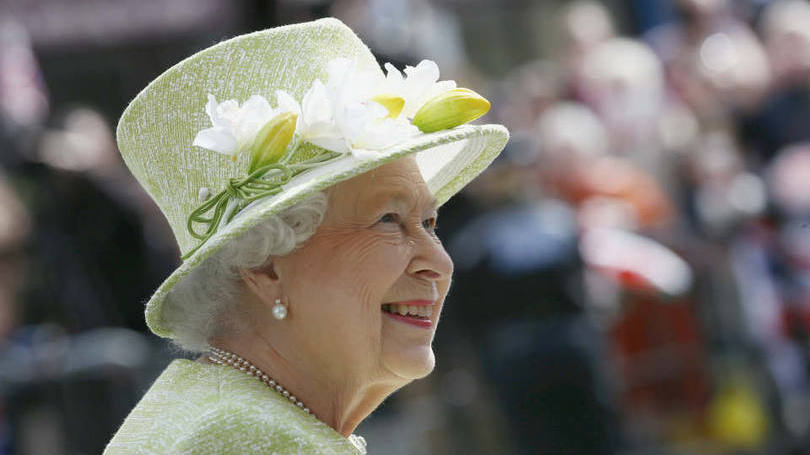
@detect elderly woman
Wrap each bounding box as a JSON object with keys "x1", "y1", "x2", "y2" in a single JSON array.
[{"x1": 104, "y1": 18, "x2": 507, "y2": 454}]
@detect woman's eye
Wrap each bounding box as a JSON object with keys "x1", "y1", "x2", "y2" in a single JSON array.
[{"x1": 378, "y1": 213, "x2": 399, "y2": 224}]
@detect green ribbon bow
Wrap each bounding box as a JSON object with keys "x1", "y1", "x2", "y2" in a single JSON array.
[{"x1": 183, "y1": 149, "x2": 341, "y2": 260}]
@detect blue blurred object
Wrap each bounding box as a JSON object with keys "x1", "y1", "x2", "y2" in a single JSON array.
[
  {"x1": 450, "y1": 199, "x2": 578, "y2": 278},
  {"x1": 632, "y1": 0, "x2": 679, "y2": 34}
]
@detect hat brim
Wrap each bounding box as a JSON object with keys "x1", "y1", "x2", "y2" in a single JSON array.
[{"x1": 146, "y1": 123, "x2": 508, "y2": 338}]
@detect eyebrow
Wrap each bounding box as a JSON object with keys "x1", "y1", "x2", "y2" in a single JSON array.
[{"x1": 373, "y1": 189, "x2": 438, "y2": 212}]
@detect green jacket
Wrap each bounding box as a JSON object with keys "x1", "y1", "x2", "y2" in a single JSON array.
[{"x1": 104, "y1": 359, "x2": 364, "y2": 454}]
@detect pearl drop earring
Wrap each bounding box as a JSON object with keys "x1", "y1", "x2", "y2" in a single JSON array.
[{"x1": 272, "y1": 297, "x2": 288, "y2": 320}]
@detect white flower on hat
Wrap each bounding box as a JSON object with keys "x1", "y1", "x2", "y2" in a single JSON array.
[
  {"x1": 193, "y1": 94, "x2": 277, "y2": 159},
  {"x1": 274, "y1": 58, "x2": 419, "y2": 157},
  {"x1": 338, "y1": 96, "x2": 419, "y2": 156},
  {"x1": 323, "y1": 58, "x2": 419, "y2": 155},
  {"x1": 274, "y1": 82, "x2": 344, "y2": 154},
  {"x1": 382, "y1": 59, "x2": 457, "y2": 119}
]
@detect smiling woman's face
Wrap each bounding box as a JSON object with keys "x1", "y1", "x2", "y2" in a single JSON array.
[{"x1": 271, "y1": 155, "x2": 454, "y2": 386}]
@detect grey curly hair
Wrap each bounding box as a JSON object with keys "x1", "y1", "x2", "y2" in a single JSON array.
[{"x1": 162, "y1": 192, "x2": 328, "y2": 352}]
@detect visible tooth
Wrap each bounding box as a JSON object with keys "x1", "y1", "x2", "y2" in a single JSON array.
[
  {"x1": 407, "y1": 305, "x2": 417, "y2": 315},
  {"x1": 419, "y1": 306, "x2": 429, "y2": 317},
  {"x1": 397, "y1": 305, "x2": 408, "y2": 316},
  {"x1": 425, "y1": 306, "x2": 433, "y2": 317}
]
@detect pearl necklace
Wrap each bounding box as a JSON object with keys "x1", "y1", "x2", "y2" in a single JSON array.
[{"x1": 207, "y1": 346, "x2": 367, "y2": 454}]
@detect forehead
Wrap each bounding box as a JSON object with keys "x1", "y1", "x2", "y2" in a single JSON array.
[{"x1": 328, "y1": 156, "x2": 437, "y2": 211}]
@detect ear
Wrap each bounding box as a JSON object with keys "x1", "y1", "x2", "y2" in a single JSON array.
[{"x1": 239, "y1": 262, "x2": 280, "y2": 308}]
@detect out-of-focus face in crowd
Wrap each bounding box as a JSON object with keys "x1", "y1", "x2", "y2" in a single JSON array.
[
  {"x1": 562, "y1": 1, "x2": 615, "y2": 55},
  {"x1": 576, "y1": 38, "x2": 665, "y2": 151},
  {"x1": 694, "y1": 25, "x2": 771, "y2": 111},
  {"x1": 532, "y1": 102, "x2": 674, "y2": 230},
  {"x1": 761, "y1": 0, "x2": 810, "y2": 87},
  {"x1": 560, "y1": 1, "x2": 615, "y2": 87},
  {"x1": 767, "y1": 143, "x2": 810, "y2": 217},
  {"x1": 39, "y1": 108, "x2": 118, "y2": 174}
]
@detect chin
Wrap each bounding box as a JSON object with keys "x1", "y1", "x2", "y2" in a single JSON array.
[{"x1": 384, "y1": 346, "x2": 436, "y2": 380}]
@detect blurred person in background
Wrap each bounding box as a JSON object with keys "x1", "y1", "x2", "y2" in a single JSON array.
[
  {"x1": 0, "y1": 10, "x2": 187, "y2": 455},
  {"x1": 443, "y1": 102, "x2": 621, "y2": 455},
  {"x1": 0, "y1": 175, "x2": 29, "y2": 455},
  {"x1": 0, "y1": 175, "x2": 30, "y2": 341},
  {"x1": 645, "y1": 0, "x2": 772, "y2": 119},
  {"x1": 532, "y1": 101, "x2": 676, "y2": 232},
  {"x1": 558, "y1": 0, "x2": 617, "y2": 92},
  {"x1": 741, "y1": 0, "x2": 810, "y2": 163},
  {"x1": 684, "y1": 130, "x2": 767, "y2": 237},
  {"x1": 541, "y1": 4, "x2": 770, "y2": 450},
  {"x1": 0, "y1": 18, "x2": 49, "y2": 169},
  {"x1": 725, "y1": 142, "x2": 810, "y2": 452},
  {"x1": 18, "y1": 106, "x2": 175, "y2": 334},
  {"x1": 760, "y1": 0, "x2": 810, "y2": 90},
  {"x1": 575, "y1": 34, "x2": 690, "y2": 193}
]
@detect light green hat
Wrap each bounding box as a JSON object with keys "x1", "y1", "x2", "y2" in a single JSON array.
[{"x1": 116, "y1": 17, "x2": 509, "y2": 339}]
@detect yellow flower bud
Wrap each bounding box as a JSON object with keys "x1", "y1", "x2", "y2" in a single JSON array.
[
  {"x1": 249, "y1": 112, "x2": 297, "y2": 172},
  {"x1": 412, "y1": 88, "x2": 490, "y2": 133},
  {"x1": 371, "y1": 94, "x2": 405, "y2": 119}
]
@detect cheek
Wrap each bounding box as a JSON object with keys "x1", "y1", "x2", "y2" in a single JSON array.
[
  {"x1": 437, "y1": 277, "x2": 452, "y2": 300},
  {"x1": 291, "y1": 230, "x2": 410, "y2": 305}
]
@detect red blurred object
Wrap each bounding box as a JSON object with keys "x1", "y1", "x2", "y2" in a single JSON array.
[
  {"x1": 617, "y1": 269, "x2": 655, "y2": 292},
  {"x1": 582, "y1": 227, "x2": 710, "y2": 427},
  {"x1": 610, "y1": 295, "x2": 711, "y2": 416},
  {"x1": 780, "y1": 301, "x2": 810, "y2": 339}
]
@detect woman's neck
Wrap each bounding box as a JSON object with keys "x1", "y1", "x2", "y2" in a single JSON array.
[{"x1": 207, "y1": 332, "x2": 405, "y2": 437}]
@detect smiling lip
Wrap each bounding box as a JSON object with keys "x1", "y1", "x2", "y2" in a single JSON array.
[
  {"x1": 381, "y1": 300, "x2": 436, "y2": 329},
  {"x1": 383, "y1": 311, "x2": 433, "y2": 328},
  {"x1": 386, "y1": 299, "x2": 435, "y2": 306}
]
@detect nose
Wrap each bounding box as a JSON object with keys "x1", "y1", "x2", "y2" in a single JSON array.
[{"x1": 407, "y1": 229, "x2": 454, "y2": 282}]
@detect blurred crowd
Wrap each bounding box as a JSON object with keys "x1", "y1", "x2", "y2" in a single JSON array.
[
  {"x1": 2, "y1": 0, "x2": 810, "y2": 454},
  {"x1": 438, "y1": 0, "x2": 810, "y2": 453}
]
